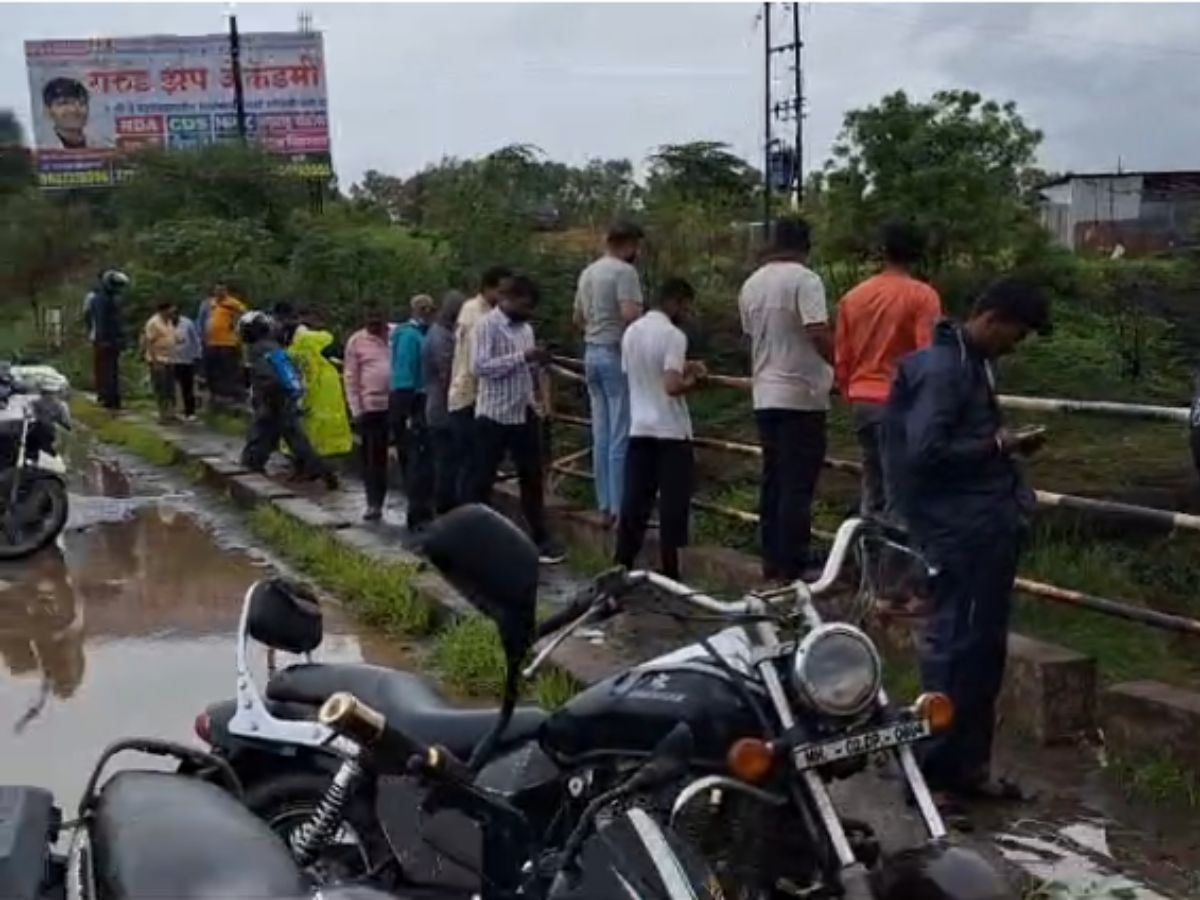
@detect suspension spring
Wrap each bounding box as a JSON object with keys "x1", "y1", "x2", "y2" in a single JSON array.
[{"x1": 289, "y1": 755, "x2": 364, "y2": 866}]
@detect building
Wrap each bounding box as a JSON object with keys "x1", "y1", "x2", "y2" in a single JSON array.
[{"x1": 1039, "y1": 170, "x2": 1200, "y2": 256}]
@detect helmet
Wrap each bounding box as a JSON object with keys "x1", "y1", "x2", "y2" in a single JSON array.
[
  {"x1": 237, "y1": 310, "x2": 272, "y2": 343},
  {"x1": 101, "y1": 270, "x2": 130, "y2": 290}
]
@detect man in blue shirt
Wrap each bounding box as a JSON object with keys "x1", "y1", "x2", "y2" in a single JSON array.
[
  {"x1": 390, "y1": 294, "x2": 436, "y2": 530},
  {"x1": 884, "y1": 277, "x2": 1050, "y2": 808}
]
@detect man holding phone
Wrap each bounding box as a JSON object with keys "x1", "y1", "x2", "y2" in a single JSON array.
[{"x1": 883, "y1": 277, "x2": 1051, "y2": 809}]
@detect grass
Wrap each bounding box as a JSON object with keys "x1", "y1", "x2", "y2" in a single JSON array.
[
  {"x1": 248, "y1": 505, "x2": 435, "y2": 637},
  {"x1": 69, "y1": 398, "x2": 181, "y2": 466},
  {"x1": 1112, "y1": 748, "x2": 1200, "y2": 812},
  {"x1": 203, "y1": 407, "x2": 249, "y2": 438},
  {"x1": 430, "y1": 614, "x2": 508, "y2": 697}
]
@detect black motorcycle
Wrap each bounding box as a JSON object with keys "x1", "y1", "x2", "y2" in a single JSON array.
[
  {"x1": 197, "y1": 504, "x2": 1013, "y2": 900},
  {"x1": 3, "y1": 732, "x2": 716, "y2": 900}
]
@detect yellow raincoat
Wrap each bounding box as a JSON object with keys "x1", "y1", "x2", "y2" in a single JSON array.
[{"x1": 288, "y1": 329, "x2": 353, "y2": 457}]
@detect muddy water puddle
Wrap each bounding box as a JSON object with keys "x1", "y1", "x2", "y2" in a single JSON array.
[{"x1": 0, "y1": 454, "x2": 417, "y2": 809}]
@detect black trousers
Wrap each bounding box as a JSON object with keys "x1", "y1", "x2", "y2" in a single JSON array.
[
  {"x1": 358, "y1": 410, "x2": 390, "y2": 511},
  {"x1": 390, "y1": 390, "x2": 434, "y2": 527},
  {"x1": 174, "y1": 364, "x2": 197, "y2": 417},
  {"x1": 93, "y1": 344, "x2": 121, "y2": 410},
  {"x1": 918, "y1": 529, "x2": 1021, "y2": 790},
  {"x1": 615, "y1": 438, "x2": 694, "y2": 580},
  {"x1": 470, "y1": 413, "x2": 548, "y2": 545},
  {"x1": 205, "y1": 347, "x2": 244, "y2": 403},
  {"x1": 429, "y1": 424, "x2": 461, "y2": 514},
  {"x1": 449, "y1": 407, "x2": 476, "y2": 506},
  {"x1": 755, "y1": 409, "x2": 826, "y2": 580},
  {"x1": 241, "y1": 394, "x2": 325, "y2": 477}
]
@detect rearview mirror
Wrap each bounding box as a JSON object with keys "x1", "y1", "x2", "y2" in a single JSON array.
[{"x1": 421, "y1": 505, "x2": 538, "y2": 663}]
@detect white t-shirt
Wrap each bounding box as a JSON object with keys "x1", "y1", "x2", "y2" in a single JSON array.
[
  {"x1": 621, "y1": 310, "x2": 693, "y2": 440},
  {"x1": 738, "y1": 261, "x2": 833, "y2": 411}
]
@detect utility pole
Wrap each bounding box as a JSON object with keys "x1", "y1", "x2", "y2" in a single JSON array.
[
  {"x1": 228, "y1": 12, "x2": 248, "y2": 144},
  {"x1": 762, "y1": 2, "x2": 772, "y2": 237},
  {"x1": 767, "y1": 3, "x2": 804, "y2": 209}
]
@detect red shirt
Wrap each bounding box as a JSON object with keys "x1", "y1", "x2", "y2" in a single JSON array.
[{"x1": 835, "y1": 271, "x2": 942, "y2": 404}]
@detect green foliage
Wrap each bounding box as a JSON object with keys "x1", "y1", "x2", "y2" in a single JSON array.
[
  {"x1": 69, "y1": 397, "x2": 180, "y2": 466},
  {"x1": 0, "y1": 189, "x2": 93, "y2": 323},
  {"x1": 288, "y1": 208, "x2": 452, "y2": 323},
  {"x1": 812, "y1": 89, "x2": 1044, "y2": 268}
]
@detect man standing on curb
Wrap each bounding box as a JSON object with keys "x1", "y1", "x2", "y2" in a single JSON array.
[
  {"x1": 390, "y1": 294, "x2": 436, "y2": 531},
  {"x1": 142, "y1": 301, "x2": 178, "y2": 423},
  {"x1": 423, "y1": 290, "x2": 467, "y2": 514},
  {"x1": 615, "y1": 278, "x2": 705, "y2": 581},
  {"x1": 344, "y1": 305, "x2": 394, "y2": 521},
  {"x1": 447, "y1": 266, "x2": 513, "y2": 502},
  {"x1": 575, "y1": 221, "x2": 644, "y2": 528},
  {"x1": 470, "y1": 274, "x2": 564, "y2": 565},
  {"x1": 739, "y1": 217, "x2": 833, "y2": 583},
  {"x1": 84, "y1": 269, "x2": 129, "y2": 410},
  {"x1": 884, "y1": 277, "x2": 1050, "y2": 809},
  {"x1": 835, "y1": 221, "x2": 942, "y2": 518}
]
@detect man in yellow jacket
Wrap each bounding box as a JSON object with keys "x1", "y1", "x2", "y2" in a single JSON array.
[{"x1": 202, "y1": 282, "x2": 247, "y2": 407}]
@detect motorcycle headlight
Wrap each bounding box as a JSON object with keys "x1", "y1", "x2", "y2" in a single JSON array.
[{"x1": 792, "y1": 624, "x2": 882, "y2": 717}]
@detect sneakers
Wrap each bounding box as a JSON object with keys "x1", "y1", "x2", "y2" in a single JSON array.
[
  {"x1": 537, "y1": 539, "x2": 566, "y2": 565},
  {"x1": 363, "y1": 507, "x2": 383, "y2": 522}
]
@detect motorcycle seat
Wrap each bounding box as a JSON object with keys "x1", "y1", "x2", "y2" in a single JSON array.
[
  {"x1": 91, "y1": 771, "x2": 307, "y2": 900},
  {"x1": 267, "y1": 663, "x2": 549, "y2": 759}
]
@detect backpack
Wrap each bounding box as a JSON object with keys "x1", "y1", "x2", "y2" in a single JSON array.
[{"x1": 266, "y1": 348, "x2": 304, "y2": 400}]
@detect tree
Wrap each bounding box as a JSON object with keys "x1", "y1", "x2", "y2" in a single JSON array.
[
  {"x1": 818, "y1": 90, "x2": 1044, "y2": 268},
  {"x1": 0, "y1": 110, "x2": 34, "y2": 194},
  {"x1": 646, "y1": 141, "x2": 759, "y2": 212},
  {"x1": 0, "y1": 190, "x2": 92, "y2": 326}
]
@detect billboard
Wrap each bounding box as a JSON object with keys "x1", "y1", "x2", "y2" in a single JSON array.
[{"x1": 25, "y1": 31, "x2": 332, "y2": 189}]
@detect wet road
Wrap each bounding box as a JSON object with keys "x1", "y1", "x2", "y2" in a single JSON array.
[
  {"x1": 0, "y1": 451, "x2": 414, "y2": 809},
  {"x1": 2, "y1": 441, "x2": 1195, "y2": 897}
]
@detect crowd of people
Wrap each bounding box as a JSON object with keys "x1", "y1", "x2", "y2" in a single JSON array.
[{"x1": 85, "y1": 214, "x2": 1051, "y2": 807}]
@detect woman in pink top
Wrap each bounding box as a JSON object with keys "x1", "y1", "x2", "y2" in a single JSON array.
[{"x1": 343, "y1": 306, "x2": 393, "y2": 520}]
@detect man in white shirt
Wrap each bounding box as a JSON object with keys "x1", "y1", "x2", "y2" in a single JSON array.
[
  {"x1": 738, "y1": 217, "x2": 833, "y2": 582},
  {"x1": 615, "y1": 278, "x2": 706, "y2": 580}
]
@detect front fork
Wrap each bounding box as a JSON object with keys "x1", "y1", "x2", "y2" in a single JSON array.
[{"x1": 746, "y1": 606, "x2": 945, "y2": 888}]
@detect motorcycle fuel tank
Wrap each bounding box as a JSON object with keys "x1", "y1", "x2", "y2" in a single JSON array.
[{"x1": 541, "y1": 664, "x2": 763, "y2": 768}]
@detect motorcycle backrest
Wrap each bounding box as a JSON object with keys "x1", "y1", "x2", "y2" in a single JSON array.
[
  {"x1": 245, "y1": 578, "x2": 323, "y2": 654},
  {"x1": 421, "y1": 504, "x2": 538, "y2": 662}
]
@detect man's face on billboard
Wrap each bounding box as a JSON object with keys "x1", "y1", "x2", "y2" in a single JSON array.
[{"x1": 47, "y1": 94, "x2": 87, "y2": 134}]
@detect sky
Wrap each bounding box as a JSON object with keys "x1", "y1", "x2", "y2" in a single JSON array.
[{"x1": 6, "y1": 2, "x2": 1200, "y2": 188}]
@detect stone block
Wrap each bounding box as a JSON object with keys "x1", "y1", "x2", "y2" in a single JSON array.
[
  {"x1": 999, "y1": 633, "x2": 1096, "y2": 744},
  {"x1": 227, "y1": 473, "x2": 295, "y2": 507},
  {"x1": 1102, "y1": 680, "x2": 1200, "y2": 770},
  {"x1": 272, "y1": 496, "x2": 352, "y2": 530}
]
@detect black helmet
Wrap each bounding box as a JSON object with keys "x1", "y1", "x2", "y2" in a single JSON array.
[
  {"x1": 873, "y1": 842, "x2": 1015, "y2": 900},
  {"x1": 237, "y1": 310, "x2": 272, "y2": 344},
  {"x1": 101, "y1": 270, "x2": 130, "y2": 291}
]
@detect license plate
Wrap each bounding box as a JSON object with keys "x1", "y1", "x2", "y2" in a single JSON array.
[{"x1": 792, "y1": 719, "x2": 932, "y2": 770}]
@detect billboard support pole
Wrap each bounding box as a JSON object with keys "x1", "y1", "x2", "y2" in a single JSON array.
[{"x1": 228, "y1": 14, "x2": 248, "y2": 144}]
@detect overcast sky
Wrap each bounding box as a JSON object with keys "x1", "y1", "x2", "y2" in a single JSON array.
[{"x1": 6, "y1": 2, "x2": 1200, "y2": 187}]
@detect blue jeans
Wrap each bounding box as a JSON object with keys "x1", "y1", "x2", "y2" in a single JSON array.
[{"x1": 584, "y1": 344, "x2": 630, "y2": 516}]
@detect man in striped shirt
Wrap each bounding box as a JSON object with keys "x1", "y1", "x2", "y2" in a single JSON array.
[{"x1": 470, "y1": 275, "x2": 564, "y2": 564}]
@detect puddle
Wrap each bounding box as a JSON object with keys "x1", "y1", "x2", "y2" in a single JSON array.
[{"x1": 0, "y1": 455, "x2": 422, "y2": 809}]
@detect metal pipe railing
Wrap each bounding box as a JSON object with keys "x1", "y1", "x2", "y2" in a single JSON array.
[
  {"x1": 551, "y1": 355, "x2": 1191, "y2": 422},
  {"x1": 551, "y1": 413, "x2": 1200, "y2": 535},
  {"x1": 551, "y1": 462, "x2": 1200, "y2": 638}
]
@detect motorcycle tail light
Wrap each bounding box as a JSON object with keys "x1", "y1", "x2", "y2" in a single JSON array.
[
  {"x1": 914, "y1": 692, "x2": 955, "y2": 733},
  {"x1": 727, "y1": 738, "x2": 776, "y2": 785},
  {"x1": 193, "y1": 712, "x2": 212, "y2": 744}
]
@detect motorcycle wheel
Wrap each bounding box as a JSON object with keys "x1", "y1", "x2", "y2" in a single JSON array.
[
  {"x1": 245, "y1": 771, "x2": 394, "y2": 885},
  {"x1": 0, "y1": 472, "x2": 68, "y2": 561}
]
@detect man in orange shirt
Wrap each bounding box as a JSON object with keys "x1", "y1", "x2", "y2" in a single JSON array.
[{"x1": 835, "y1": 222, "x2": 942, "y2": 517}]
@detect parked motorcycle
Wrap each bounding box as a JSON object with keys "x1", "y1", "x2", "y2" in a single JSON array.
[
  {"x1": 2, "y1": 732, "x2": 715, "y2": 900},
  {"x1": 0, "y1": 362, "x2": 71, "y2": 560},
  {"x1": 197, "y1": 504, "x2": 1013, "y2": 899}
]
